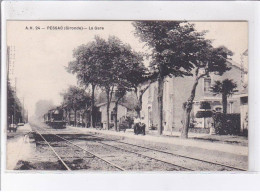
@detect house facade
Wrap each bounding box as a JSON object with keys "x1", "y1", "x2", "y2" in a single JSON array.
[
  {"x1": 141, "y1": 59, "x2": 248, "y2": 132},
  {"x1": 96, "y1": 101, "x2": 134, "y2": 129},
  {"x1": 239, "y1": 49, "x2": 248, "y2": 134}
]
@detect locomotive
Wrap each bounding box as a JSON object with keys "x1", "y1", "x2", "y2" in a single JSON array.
[{"x1": 43, "y1": 107, "x2": 66, "y2": 129}]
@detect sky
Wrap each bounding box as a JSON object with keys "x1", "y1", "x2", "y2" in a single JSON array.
[{"x1": 7, "y1": 21, "x2": 248, "y2": 117}]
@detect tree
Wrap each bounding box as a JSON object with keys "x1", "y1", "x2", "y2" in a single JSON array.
[
  {"x1": 71, "y1": 35, "x2": 144, "y2": 130},
  {"x1": 61, "y1": 86, "x2": 91, "y2": 126},
  {"x1": 67, "y1": 37, "x2": 105, "y2": 128},
  {"x1": 113, "y1": 86, "x2": 127, "y2": 131},
  {"x1": 69, "y1": 33, "x2": 147, "y2": 130},
  {"x1": 7, "y1": 81, "x2": 24, "y2": 124},
  {"x1": 101, "y1": 36, "x2": 146, "y2": 130},
  {"x1": 133, "y1": 21, "x2": 206, "y2": 135},
  {"x1": 133, "y1": 80, "x2": 151, "y2": 118},
  {"x1": 122, "y1": 58, "x2": 153, "y2": 118},
  {"x1": 181, "y1": 45, "x2": 233, "y2": 138},
  {"x1": 210, "y1": 79, "x2": 238, "y2": 114},
  {"x1": 97, "y1": 36, "x2": 126, "y2": 130}
]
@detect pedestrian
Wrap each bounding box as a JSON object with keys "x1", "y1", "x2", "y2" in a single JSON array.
[
  {"x1": 139, "y1": 117, "x2": 146, "y2": 135},
  {"x1": 133, "y1": 117, "x2": 140, "y2": 135},
  {"x1": 134, "y1": 123, "x2": 138, "y2": 135},
  {"x1": 209, "y1": 112, "x2": 215, "y2": 135},
  {"x1": 209, "y1": 122, "x2": 215, "y2": 135}
]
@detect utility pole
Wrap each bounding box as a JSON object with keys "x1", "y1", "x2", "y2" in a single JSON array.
[
  {"x1": 7, "y1": 46, "x2": 10, "y2": 80},
  {"x1": 14, "y1": 77, "x2": 17, "y2": 124},
  {"x1": 8, "y1": 46, "x2": 17, "y2": 126},
  {"x1": 23, "y1": 97, "x2": 24, "y2": 123},
  {"x1": 27, "y1": 110, "x2": 29, "y2": 123},
  {"x1": 7, "y1": 46, "x2": 11, "y2": 125}
]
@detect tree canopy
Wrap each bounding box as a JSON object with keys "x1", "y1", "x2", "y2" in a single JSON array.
[
  {"x1": 133, "y1": 21, "x2": 206, "y2": 78},
  {"x1": 61, "y1": 86, "x2": 91, "y2": 111},
  {"x1": 68, "y1": 37, "x2": 104, "y2": 88},
  {"x1": 68, "y1": 35, "x2": 146, "y2": 129},
  {"x1": 211, "y1": 79, "x2": 238, "y2": 114},
  {"x1": 211, "y1": 79, "x2": 238, "y2": 97}
]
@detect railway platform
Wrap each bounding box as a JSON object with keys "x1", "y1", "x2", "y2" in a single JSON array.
[
  {"x1": 6, "y1": 123, "x2": 34, "y2": 170},
  {"x1": 67, "y1": 126, "x2": 248, "y2": 157}
]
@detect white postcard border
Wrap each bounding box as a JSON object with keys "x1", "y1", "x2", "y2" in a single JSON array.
[{"x1": 1, "y1": 1, "x2": 260, "y2": 190}]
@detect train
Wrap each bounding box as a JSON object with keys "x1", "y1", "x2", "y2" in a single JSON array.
[{"x1": 43, "y1": 107, "x2": 66, "y2": 129}]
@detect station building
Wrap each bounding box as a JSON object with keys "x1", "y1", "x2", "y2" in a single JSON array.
[
  {"x1": 141, "y1": 58, "x2": 248, "y2": 133},
  {"x1": 95, "y1": 101, "x2": 133, "y2": 129}
]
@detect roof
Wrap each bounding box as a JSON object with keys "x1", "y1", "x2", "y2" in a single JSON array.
[
  {"x1": 95, "y1": 102, "x2": 108, "y2": 107},
  {"x1": 96, "y1": 101, "x2": 133, "y2": 110},
  {"x1": 243, "y1": 49, "x2": 248, "y2": 56},
  {"x1": 239, "y1": 93, "x2": 248, "y2": 98},
  {"x1": 226, "y1": 59, "x2": 247, "y2": 73}
]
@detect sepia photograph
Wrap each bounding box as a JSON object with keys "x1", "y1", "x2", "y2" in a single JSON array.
[{"x1": 6, "y1": 20, "x2": 248, "y2": 172}]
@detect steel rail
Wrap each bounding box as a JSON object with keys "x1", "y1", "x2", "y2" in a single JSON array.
[
  {"x1": 34, "y1": 129, "x2": 71, "y2": 171},
  {"x1": 32, "y1": 124, "x2": 125, "y2": 171},
  {"x1": 97, "y1": 141, "x2": 194, "y2": 171},
  {"x1": 53, "y1": 134, "x2": 126, "y2": 171},
  {"x1": 89, "y1": 133, "x2": 247, "y2": 171}
]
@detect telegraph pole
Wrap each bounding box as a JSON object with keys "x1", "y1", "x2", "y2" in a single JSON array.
[
  {"x1": 8, "y1": 46, "x2": 17, "y2": 126},
  {"x1": 27, "y1": 109, "x2": 29, "y2": 123},
  {"x1": 7, "y1": 47, "x2": 11, "y2": 125},
  {"x1": 14, "y1": 77, "x2": 17, "y2": 124},
  {"x1": 7, "y1": 46, "x2": 10, "y2": 80},
  {"x1": 23, "y1": 97, "x2": 24, "y2": 123}
]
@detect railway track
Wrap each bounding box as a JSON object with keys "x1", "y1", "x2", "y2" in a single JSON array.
[
  {"x1": 34, "y1": 129, "x2": 71, "y2": 171},
  {"x1": 34, "y1": 131, "x2": 193, "y2": 171},
  {"x1": 31, "y1": 124, "x2": 193, "y2": 171},
  {"x1": 32, "y1": 127, "x2": 125, "y2": 171},
  {"x1": 97, "y1": 141, "x2": 193, "y2": 171},
  {"x1": 30, "y1": 123, "x2": 247, "y2": 171},
  {"x1": 53, "y1": 133, "x2": 125, "y2": 171},
  {"x1": 87, "y1": 133, "x2": 247, "y2": 171}
]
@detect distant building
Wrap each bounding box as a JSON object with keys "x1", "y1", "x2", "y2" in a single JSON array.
[
  {"x1": 240, "y1": 94, "x2": 248, "y2": 134},
  {"x1": 239, "y1": 49, "x2": 248, "y2": 134},
  {"x1": 96, "y1": 101, "x2": 135, "y2": 129},
  {"x1": 61, "y1": 90, "x2": 137, "y2": 128},
  {"x1": 141, "y1": 59, "x2": 248, "y2": 132}
]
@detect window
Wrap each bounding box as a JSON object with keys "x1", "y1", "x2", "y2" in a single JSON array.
[
  {"x1": 215, "y1": 107, "x2": 222, "y2": 112},
  {"x1": 241, "y1": 96, "x2": 248, "y2": 105},
  {"x1": 204, "y1": 77, "x2": 211, "y2": 93},
  {"x1": 111, "y1": 111, "x2": 114, "y2": 121},
  {"x1": 229, "y1": 102, "x2": 233, "y2": 113},
  {"x1": 148, "y1": 87, "x2": 152, "y2": 102}
]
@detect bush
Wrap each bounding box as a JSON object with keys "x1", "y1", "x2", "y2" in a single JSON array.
[
  {"x1": 119, "y1": 121, "x2": 129, "y2": 130},
  {"x1": 109, "y1": 123, "x2": 114, "y2": 129},
  {"x1": 212, "y1": 113, "x2": 240, "y2": 135},
  {"x1": 125, "y1": 116, "x2": 134, "y2": 128}
]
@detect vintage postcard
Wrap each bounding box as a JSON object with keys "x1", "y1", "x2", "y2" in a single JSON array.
[{"x1": 6, "y1": 20, "x2": 248, "y2": 171}]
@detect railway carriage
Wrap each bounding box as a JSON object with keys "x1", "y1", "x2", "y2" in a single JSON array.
[{"x1": 44, "y1": 107, "x2": 66, "y2": 129}]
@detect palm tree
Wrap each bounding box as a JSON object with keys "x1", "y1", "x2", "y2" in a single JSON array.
[{"x1": 211, "y1": 79, "x2": 238, "y2": 114}]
